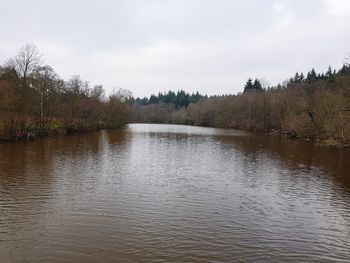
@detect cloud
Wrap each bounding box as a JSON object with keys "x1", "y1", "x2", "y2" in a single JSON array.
[
  {"x1": 0, "y1": 0, "x2": 349, "y2": 97},
  {"x1": 325, "y1": 0, "x2": 350, "y2": 16}
]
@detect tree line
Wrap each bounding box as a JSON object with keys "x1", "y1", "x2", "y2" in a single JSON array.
[
  {"x1": 130, "y1": 61, "x2": 350, "y2": 147},
  {"x1": 129, "y1": 90, "x2": 205, "y2": 108},
  {"x1": 0, "y1": 44, "x2": 130, "y2": 141},
  {"x1": 1, "y1": 44, "x2": 349, "y2": 147}
]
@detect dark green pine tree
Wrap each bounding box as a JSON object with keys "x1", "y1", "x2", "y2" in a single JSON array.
[
  {"x1": 157, "y1": 92, "x2": 164, "y2": 103},
  {"x1": 149, "y1": 94, "x2": 158, "y2": 104},
  {"x1": 293, "y1": 72, "x2": 300, "y2": 83},
  {"x1": 340, "y1": 64, "x2": 350, "y2": 73},
  {"x1": 243, "y1": 78, "x2": 254, "y2": 93},
  {"x1": 307, "y1": 68, "x2": 317, "y2": 83},
  {"x1": 326, "y1": 65, "x2": 335, "y2": 82},
  {"x1": 253, "y1": 78, "x2": 263, "y2": 91},
  {"x1": 299, "y1": 72, "x2": 305, "y2": 82}
]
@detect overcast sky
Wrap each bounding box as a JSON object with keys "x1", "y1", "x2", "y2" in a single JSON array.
[{"x1": 0, "y1": 0, "x2": 350, "y2": 97}]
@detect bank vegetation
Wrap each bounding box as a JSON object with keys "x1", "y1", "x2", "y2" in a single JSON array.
[
  {"x1": 0, "y1": 44, "x2": 130, "y2": 141},
  {"x1": 130, "y1": 62, "x2": 350, "y2": 147},
  {"x1": 2, "y1": 44, "x2": 350, "y2": 147}
]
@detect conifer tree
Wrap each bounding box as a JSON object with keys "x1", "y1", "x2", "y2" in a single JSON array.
[
  {"x1": 253, "y1": 78, "x2": 263, "y2": 91},
  {"x1": 293, "y1": 72, "x2": 300, "y2": 83},
  {"x1": 307, "y1": 68, "x2": 317, "y2": 83},
  {"x1": 326, "y1": 66, "x2": 335, "y2": 82},
  {"x1": 299, "y1": 72, "x2": 305, "y2": 82},
  {"x1": 243, "y1": 78, "x2": 254, "y2": 93}
]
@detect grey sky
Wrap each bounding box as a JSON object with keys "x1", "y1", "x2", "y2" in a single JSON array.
[{"x1": 0, "y1": 0, "x2": 349, "y2": 97}]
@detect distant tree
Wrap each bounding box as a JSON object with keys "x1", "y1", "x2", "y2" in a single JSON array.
[
  {"x1": 165, "y1": 90, "x2": 176, "y2": 104},
  {"x1": 340, "y1": 64, "x2": 350, "y2": 73},
  {"x1": 91, "y1": 85, "x2": 105, "y2": 101},
  {"x1": 149, "y1": 94, "x2": 158, "y2": 104},
  {"x1": 5, "y1": 44, "x2": 43, "y2": 82},
  {"x1": 326, "y1": 66, "x2": 335, "y2": 82},
  {"x1": 253, "y1": 78, "x2": 264, "y2": 92},
  {"x1": 293, "y1": 72, "x2": 300, "y2": 83},
  {"x1": 307, "y1": 68, "x2": 317, "y2": 83},
  {"x1": 115, "y1": 88, "x2": 133, "y2": 102},
  {"x1": 299, "y1": 72, "x2": 305, "y2": 82},
  {"x1": 259, "y1": 78, "x2": 270, "y2": 90},
  {"x1": 132, "y1": 90, "x2": 204, "y2": 108},
  {"x1": 175, "y1": 90, "x2": 190, "y2": 108},
  {"x1": 243, "y1": 78, "x2": 254, "y2": 93},
  {"x1": 2, "y1": 44, "x2": 44, "y2": 132},
  {"x1": 31, "y1": 65, "x2": 60, "y2": 131},
  {"x1": 244, "y1": 78, "x2": 264, "y2": 92},
  {"x1": 139, "y1": 97, "x2": 149, "y2": 105}
]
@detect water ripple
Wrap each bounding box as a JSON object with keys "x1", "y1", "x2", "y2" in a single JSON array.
[{"x1": 0, "y1": 124, "x2": 350, "y2": 262}]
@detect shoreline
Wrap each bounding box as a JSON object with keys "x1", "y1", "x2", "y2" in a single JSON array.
[{"x1": 1, "y1": 123, "x2": 349, "y2": 149}]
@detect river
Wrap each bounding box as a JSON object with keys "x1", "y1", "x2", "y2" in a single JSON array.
[{"x1": 1, "y1": 124, "x2": 350, "y2": 262}]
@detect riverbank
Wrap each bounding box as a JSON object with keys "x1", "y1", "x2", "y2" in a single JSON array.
[
  {"x1": 0, "y1": 122, "x2": 126, "y2": 143},
  {"x1": 127, "y1": 122, "x2": 350, "y2": 149},
  {"x1": 0, "y1": 45, "x2": 131, "y2": 143},
  {"x1": 2, "y1": 120, "x2": 349, "y2": 150},
  {"x1": 129, "y1": 64, "x2": 350, "y2": 149},
  {"x1": 223, "y1": 126, "x2": 349, "y2": 149}
]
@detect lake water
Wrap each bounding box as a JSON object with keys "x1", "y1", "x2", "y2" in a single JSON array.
[{"x1": 1, "y1": 123, "x2": 350, "y2": 262}]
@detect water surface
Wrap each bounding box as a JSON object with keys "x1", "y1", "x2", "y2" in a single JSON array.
[{"x1": 1, "y1": 124, "x2": 350, "y2": 262}]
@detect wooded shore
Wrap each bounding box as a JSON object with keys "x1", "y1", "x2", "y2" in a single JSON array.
[{"x1": 1, "y1": 44, "x2": 349, "y2": 147}]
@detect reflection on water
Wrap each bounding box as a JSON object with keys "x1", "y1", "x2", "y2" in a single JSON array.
[{"x1": 0, "y1": 124, "x2": 350, "y2": 262}]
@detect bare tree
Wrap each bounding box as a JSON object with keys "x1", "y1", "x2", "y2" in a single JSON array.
[
  {"x1": 2, "y1": 44, "x2": 43, "y2": 135},
  {"x1": 6, "y1": 43, "x2": 43, "y2": 80},
  {"x1": 113, "y1": 88, "x2": 133, "y2": 102},
  {"x1": 91, "y1": 85, "x2": 105, "y2": 101},
  {"x1": 32, "y1": 65, "x2": 60, "y2": 131}
]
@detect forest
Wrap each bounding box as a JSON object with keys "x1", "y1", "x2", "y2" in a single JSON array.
[
  {"x1": 129, "y1": 62, "x2": 350, "y2": 147},
  {"x1": 0, "y1": 44, "x2": 130, "y2": 141},
  {"x1": 1, "y1": 44, "x2": 350, "y2": 147}
]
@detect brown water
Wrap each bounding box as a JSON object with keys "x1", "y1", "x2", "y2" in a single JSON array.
[{"x1": 1, "y1": 123, "x2": 350, "y2": 262}]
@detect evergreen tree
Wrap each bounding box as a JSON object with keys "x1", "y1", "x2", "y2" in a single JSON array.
[
  {"x1": 243, "y1": 78, "x2": 254, "y2": 93},
  {"x1": 293, "y1": 72, "x2": 300, "y2": 83},
  {"x1": 149, "y1": 94, "x2": 158, "y2": 104},
  {"x1": 340, "y1": 64, "x2": 350, "y2": 73},
  {"x1": 253, "y1": 78, "x2": 263, "y2": 91},
  {"x1": 299, "y1": 72, "x2": 305, "y2": 82},
  {"x1": 326, "y1": 66, "x2": 335, "y2": 82},
  {"x1": 307, "y1": 68, "x2": 317, "y2": 83},
  {"x1": 326, "y1": 66, "x2": 333, "y2": 77}
]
